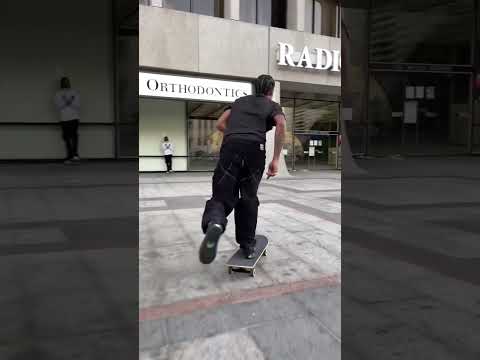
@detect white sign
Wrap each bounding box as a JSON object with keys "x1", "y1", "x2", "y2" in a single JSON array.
[
  {"x1": 309, "y1": 147, "x2": 315, "y2": 157},
  {"x1": 139, "y1": 72, "x2": 253, "y2": 103},
  {"x1": 277, "y1": 42, "x2": 341, "y2": 72}
]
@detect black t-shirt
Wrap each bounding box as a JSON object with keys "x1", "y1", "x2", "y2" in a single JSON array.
[{"x1": 223, "y1": 95, "x2": 284, "y2": 144}]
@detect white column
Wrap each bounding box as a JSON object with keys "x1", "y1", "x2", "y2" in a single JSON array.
[
  {"x1": 287, "y1": 0, "x2": 305, "y2": 31},
  {"x1": 224, "y1": 0, "x2": 240, "y2": 20},
  {"x1": 265, "y1": 81, "x2": 291, "y2": 178}
]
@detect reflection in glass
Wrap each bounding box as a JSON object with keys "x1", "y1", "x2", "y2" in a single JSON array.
[
  {"x1": 369, "y1": 0, "x2": 473, "y2": 64},
  {"x1": 281, "y1": 98, "x2": 340, "y2": 170}
]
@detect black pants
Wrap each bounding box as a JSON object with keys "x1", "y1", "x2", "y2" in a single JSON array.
[
  {"x1": 202, "y1": 139, "x2": 265, "y2": 250},
  {"x1": 164, "y1": 155, "x2": 173, "y2": 172},
  {"x1": 60, "y1": 119, "x2": 79, "y2": 159}
]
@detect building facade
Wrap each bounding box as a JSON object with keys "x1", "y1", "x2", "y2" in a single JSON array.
[{"x1": 139, "y1": 0, "x2": 341, "y2": 172}]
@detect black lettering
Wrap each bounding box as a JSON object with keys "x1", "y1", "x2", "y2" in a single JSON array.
[
  {"x1": 169, "y1": 83, "x2": 175, "y2": 92},
  {"x1": 206, "y1": 87, "x2": 214, "y2": 95},
  {"x1": 198, "y1": 86, "x2": 205, "y2": 95},
  {"x1": 215, "y1": 88, "x2": 222, "y2": 96},
  {"x1": 178, "y1": 84, "x2": 187, "y2": 93},
  {"x1": 160, "y1": 82, "x2": 168, "y2": 92},
  {"x1": 147, "y1": 79, "x2": 158, "y2": 91},
  {"x1": 188, "y1": 85, "x2": 196, "y2": 94}
]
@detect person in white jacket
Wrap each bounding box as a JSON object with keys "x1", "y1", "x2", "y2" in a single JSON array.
[
  {"x1": 162, "y1": 136, "x2": 174, "y2": 173},
  {"x1": 54, "y1": 77, "x2": 80, "y2": 164}
]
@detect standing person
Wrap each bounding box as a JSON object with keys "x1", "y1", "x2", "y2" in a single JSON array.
[
  {"x1": 199, "y1": 74, "x2": 286, "y2": 264},
  {"x1": 162, "y1": 136, "x2": 174, "y2": 173},
  {"x1": 54, "y1": 77, "x2": 80, "y2": 164}
]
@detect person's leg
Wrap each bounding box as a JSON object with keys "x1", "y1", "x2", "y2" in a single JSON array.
[
  {"x1": 199, "y1": 141, "x2": 241, "y2": 264},
  {"x1": 61, "y1": 121, "x2": 73, "y2": 160},
  {"x1": 71, "y1": 119, "x2": 79, "y2": 158},
  {"x1": 234, "y1": 144, "x2": 265, "y2": 258},
  {"x1": 164, "y1": 155, "x2": 171, "y2": 172}
]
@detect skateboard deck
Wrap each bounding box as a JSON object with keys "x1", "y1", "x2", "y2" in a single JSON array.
[{"x1": 226, "y1": 235, "x2": 268, "y2": 277}]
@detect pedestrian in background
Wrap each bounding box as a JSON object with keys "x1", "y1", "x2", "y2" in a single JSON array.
[
  {"x1": 54, "y1": 77, "x2": 80, "y2": 165},
  {"x1": 162, "y1": 136, "x2": 174, "y2": 173}
]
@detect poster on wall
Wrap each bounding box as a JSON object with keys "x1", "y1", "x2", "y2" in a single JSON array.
[
  {"x1": 415, "y1": 86, "x2": 425, "y2": 99},
  {"x1": 404, "y1": 101, "x2": 418, "y2": 124},
  {"x1": 405, "y1": 86, "x2": 415, "y2": 99},
  {"x1": 426, "y1": 86, "x2": 435, "y2": 99},
  {"x1": 309, "y1": 147, "x2": 315, "y2": 157}
]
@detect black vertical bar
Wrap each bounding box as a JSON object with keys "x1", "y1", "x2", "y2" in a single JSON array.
[
  {"x1": 364, "y1": 0, "x2": 371, "y2": 155},
  {"x1": 112, "y1": 0, "x2": 119, "y2": 159},
  {"x1": 470, "y1": 0, "x2": 478, "y2": 153}
]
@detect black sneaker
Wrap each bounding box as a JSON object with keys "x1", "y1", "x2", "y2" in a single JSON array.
[
  {"x1": 199, "y1": 223, "x2": 223, "y2": 264},
  {"x1": 242, "y1": 246, "x2": 256, "y2": 259}
]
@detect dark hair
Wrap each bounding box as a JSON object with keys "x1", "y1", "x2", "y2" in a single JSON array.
[
  {"x1": 164, "y1": 136, "x2": 169, "y2": 142},
  {"x1": 254, "y1": 74, "x2": 275, "y2": 96},
  {"x1": 60, "y1": 77, "x2": 70, "y2": 89}
]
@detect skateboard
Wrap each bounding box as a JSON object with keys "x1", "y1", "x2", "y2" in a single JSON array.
[{"x1": 226, "y1": 235, "x2": 268, "y2": 277}]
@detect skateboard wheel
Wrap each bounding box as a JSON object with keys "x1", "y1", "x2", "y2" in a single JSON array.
[
  {"x1": 228, "y1": 267, "x2": 232, "y2": 274},
  {"x1": 262, "y1": 250, "x2": 267, "y2": 256},
  {"x1": 251, "y1": 269, "x2": 256, "y2": 277}
]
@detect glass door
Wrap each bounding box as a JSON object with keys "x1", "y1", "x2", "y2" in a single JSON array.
[{"x1": 281, "y1": 98, "x2": 340, "y2": 171}]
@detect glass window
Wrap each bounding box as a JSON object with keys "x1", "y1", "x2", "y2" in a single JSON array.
[
  {"x1": 191, "y1": 0, "x2": 215, "y2": 16},
  {"x1": 257, "y1": 0, "x2": 272, "y2": 26},
  {"x1": 313, "y1": 0, "x2": 322, "y2": 34},
  {"x1": 281, "y1": 98, "x2": 340, "y2": 170},
  {"x1": 271, "y1": 0, "x2": 287, "y2": 28},
  {"x1": 368, "y1": 71, "x2": 471, "y2": 156},
  {"x1": 162, "y1": 0, "x2": 223, "y2": 17},
  {"x1": 240, "y1": 0, "x2": 285, "y2": 28},
  {"x1": 369, "y1": 0, "x2": 473, "y2": 64},
  {"x1": 305, "y1": 0, "x2": 313, "y2": 33},
  {"x1": 306, "y1": 0, "x2": 340, "y2": 37},
  {"x1": 163, "y1": 0, "x2": 190, "y2": 12},
  {"x1": 187, "y1": 102, "x2": 229, "y2": 170},
  {"x1": 240, "y1": 0, "x2": 256, "y2": 23}
]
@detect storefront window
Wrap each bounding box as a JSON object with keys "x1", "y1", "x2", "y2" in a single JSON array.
[
  {"x1": 240, "y1": 0, "x2": 285, "y2": 28},
  {"x1": 187, "y1": 102, "x2": 229, "y2": 170},
  {"x1": 281, "y1": 97, "x2": 340, "y2": 170},
  {"x1": 368, "y1": 71, "x2": 471, "y2": 156},
  {"x1": 305, "y1": 0, "x2": 339, "y2": 36},
  {"x1": 161, "y1": 0, "x2": 224, "y2": 17}
]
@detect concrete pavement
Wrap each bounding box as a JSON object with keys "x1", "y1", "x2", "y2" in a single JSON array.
[{"x1": 139, "y1": 170, "x2": 341, "y2": 359}]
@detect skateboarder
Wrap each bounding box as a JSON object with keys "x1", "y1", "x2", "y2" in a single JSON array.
[{"x1": 199, "y1": 74, "x2": 286, "y2": 264}]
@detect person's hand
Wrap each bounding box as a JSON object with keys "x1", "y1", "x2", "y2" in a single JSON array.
[{"x1": 266, "y1": 159, "x2": 279, "y2": 178}]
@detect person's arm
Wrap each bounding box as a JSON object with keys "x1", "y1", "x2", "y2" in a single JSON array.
[
  {"x1": 266, "y1": 113, "x2": 286, "y2": 178},
  {"x1": 216, "y1": 109, "x2": 231, "y2": 132}
]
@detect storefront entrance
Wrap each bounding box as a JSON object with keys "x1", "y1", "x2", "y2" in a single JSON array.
[
  {"x1": 368, "y1": 69, "x2": 472, "y2": 155},
  {"x1": 281, "y1": 98, "x2": 341, "y2": 171}
]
